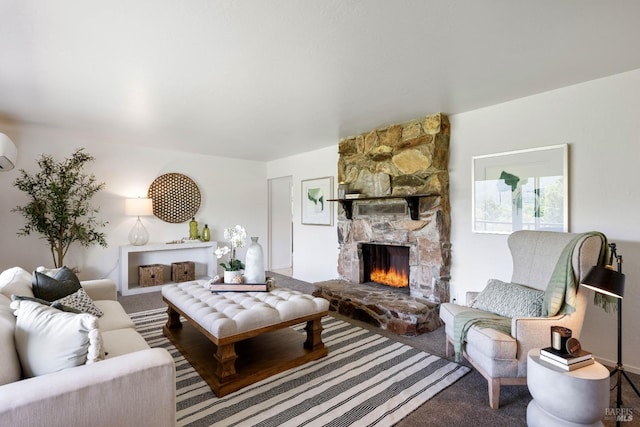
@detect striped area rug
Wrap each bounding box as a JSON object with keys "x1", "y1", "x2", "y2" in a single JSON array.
[{"x1": 131, "y1": 308, "x2": 469, "y2": 427}]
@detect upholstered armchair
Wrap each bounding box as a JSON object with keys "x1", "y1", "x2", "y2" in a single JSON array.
[{"x1": 439, "y1": 231, "x2": 605, "y2": 409}]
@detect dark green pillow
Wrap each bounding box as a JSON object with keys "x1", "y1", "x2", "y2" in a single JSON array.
[
  {"x1": 32, "y1": 267, "x2": 82, "y2": 302},
  {"x1": 11, "y1": 295, "x2": 82, "y2": 314}
]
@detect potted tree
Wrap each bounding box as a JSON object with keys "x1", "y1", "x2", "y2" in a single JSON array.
[{"x1": 13, "y1": 148, "x2": 108, "y2": 268}]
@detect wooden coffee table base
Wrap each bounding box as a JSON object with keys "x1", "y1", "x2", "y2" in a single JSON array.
[{"x1": 162, "y1": 299, "x2": 328, "y2": 397}]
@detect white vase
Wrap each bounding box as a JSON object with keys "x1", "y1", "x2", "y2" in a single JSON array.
[
  {"x1": 223, "y1": 270, "x2": 242, "y2": 283},
  {"x1": 244, "y1": 237, "x2": 265, "y2": 284}
]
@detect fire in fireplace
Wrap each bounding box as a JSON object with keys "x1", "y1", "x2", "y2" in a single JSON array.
[{"x1": 361, "y1": 243, "x2": 410, "y2": 289}]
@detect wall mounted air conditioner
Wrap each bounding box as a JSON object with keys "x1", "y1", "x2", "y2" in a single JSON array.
[{"x1": 0, "y1": 133, "x2": 17, "y2": 171}]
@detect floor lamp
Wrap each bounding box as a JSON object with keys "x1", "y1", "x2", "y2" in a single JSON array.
[{"x1": 581, "y1": 243, "x2": 640, "y2": 425}]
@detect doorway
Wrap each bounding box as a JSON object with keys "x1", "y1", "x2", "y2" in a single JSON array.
[{"x1": 268, "y1": 176, "x2": 293, "y2": 276}]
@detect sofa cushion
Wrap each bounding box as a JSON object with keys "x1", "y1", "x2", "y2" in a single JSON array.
[
  {"x1": 471, "y1": 279, "x2": 545, "y2": 318},
  {"x1": 32, "y1": 267, "x2": 82, "y2": 301},
  {"x1": 93, "y1": 300, "x2": 135, "y2": 331},
  {"x1": 0, "y1": 304, "x2": 21, "y2": 385},
  {"x1": 0, "y1": 267, "x2": 34, "y2": 299},
  {"x1": 101, "y1": 328, "x2": 150, "y2": 359},
  {"x1": 10, "y1": 299, "x2": 104, "y2": 377},
  {"x1": 55, "y1": 288, "x2": 103, "y2": 317},
  {"x1": 465, "y1": 324, "x2": 517, "y2": 360}
]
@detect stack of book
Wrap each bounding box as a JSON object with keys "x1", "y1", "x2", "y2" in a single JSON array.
[{"x1": 539, "y1": 347, "x2": 594, "y2": 371}]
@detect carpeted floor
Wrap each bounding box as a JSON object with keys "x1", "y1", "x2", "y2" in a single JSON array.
[{"x1": 119, "y1": 273, "x2": 640, "y2": 427}]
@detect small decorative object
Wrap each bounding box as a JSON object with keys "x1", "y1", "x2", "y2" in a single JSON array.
[
  {"x1": 244, "y1": 237, "x2": 265, "y2": 284},
  {"x1": 214, "y1": 225, "x2": 247, "y2": 280},
  {"x1": 125, "y1": 198, "x2": 153, "y2": 246},
  {"x1": 189, "y1": 217, "x2": 198, "y2": 240},
  {"x1": 550, "y1": 326, "x2": 572, "y2": 352},
  {"x1": 147, "y1": 173, "x2": 201, "y2": 223},
  {"x1": 301, "y1": 176, "x2": 334, "y2": 226},
  {"x1": 202, "y1": 224, "x2": 211, "y2": 242},
  {"x1": 210, "y1": 275, "x2": 222, "y2": 284},
  {"x1": 338, "y1": 182, "x2": 349, "y2": 199},
  {"x1": 13, "y1": 148, "x2": 108, "y2": 267}
]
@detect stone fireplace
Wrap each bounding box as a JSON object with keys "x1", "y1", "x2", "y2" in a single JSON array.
[{"x1": 314, "y1": 113, "x2": 450, "y2": 335}]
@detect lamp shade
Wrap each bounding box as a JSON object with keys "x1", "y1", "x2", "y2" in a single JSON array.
[
  {"x1": 581, "y1": 265, "x2": 625, "y2": 298},
  {"x1": 125, "y1": 198, "x2": 153, "y2": 216}
]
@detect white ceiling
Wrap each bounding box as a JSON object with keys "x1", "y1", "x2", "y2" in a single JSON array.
[{"x1": 1, "y1": 1, "x2": 639, "y2": 161}]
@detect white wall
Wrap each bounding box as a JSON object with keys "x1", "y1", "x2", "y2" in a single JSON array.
[
  {"x1": 267, "y1": 145, "x2": 339, "y2": 283},
  {"x1": 449, "y1": 69, "x2": 640, "y2": 371},
  {"x1": 0, "y1": 122, "x2": 267, "y2": 285}
]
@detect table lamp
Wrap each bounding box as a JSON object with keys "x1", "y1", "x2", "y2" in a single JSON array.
[
  {"x1": 581, "y1": 243, "x2": 639, "y2": 426},
  {"x1": 125, "y1": 198, "x2": 153, "y2": 245}
]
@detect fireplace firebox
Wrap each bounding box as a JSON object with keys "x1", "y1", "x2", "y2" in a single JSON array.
[{"x1": 361, "y1": 243, "x2": 410, "y2": 289}]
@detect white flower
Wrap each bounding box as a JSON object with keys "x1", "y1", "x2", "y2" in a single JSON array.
[
  {"x1": 214, "y1": 246, "x2": 230, "y2": 259},
  {"x1": 223, "y1": 225, "x2": 247, "y2": 249}
]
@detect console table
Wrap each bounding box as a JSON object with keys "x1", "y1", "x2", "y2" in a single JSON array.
[{"x1": 119, "y1": 241, "x2": 217, "y2": 296}]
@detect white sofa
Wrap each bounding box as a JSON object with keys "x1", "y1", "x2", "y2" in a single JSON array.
[{"x1": 0, "y1": 267, "x2": 176, "y2": 427}]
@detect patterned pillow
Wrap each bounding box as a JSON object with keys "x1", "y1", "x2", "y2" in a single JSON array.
[
  {"x1": 471, "y1": 279, "x2": 544, "y2": 318},
  {"x1": 55, "y1": 288, "x2": 103, "y2": 317},
  {"x1": 11, "y1": 295, "x2": 82, "y2": 314}
]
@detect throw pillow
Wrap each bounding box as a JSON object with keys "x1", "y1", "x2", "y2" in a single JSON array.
[
  {"x1": 55, "y1": 288, "x2": 103, "y2": 317},
  {"x1": 35, "y1": 266, "x2": 64, "y2": 277},
  {"x1": 0, "y1": 267, "x2": 34, "y2": 299},
  {"x1": 11, "y1": 294, "x2": 82, "y2": 314},
  {"x1": 10, "y1": 299, "x2": 104, "y2": 377},
  {"x1": 0, "y1": 304, "x2": 21, "y2": 385},
  {"x1": 32, "y1": 266, "x2": 82, "y2": 301},
  {"x1": 471, "y1": 279, "x2": 545, "y2": 318}
]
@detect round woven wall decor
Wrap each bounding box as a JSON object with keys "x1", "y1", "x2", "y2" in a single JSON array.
[{"x1": 147, "y1": 173, "x2": 201, "y2": 223}]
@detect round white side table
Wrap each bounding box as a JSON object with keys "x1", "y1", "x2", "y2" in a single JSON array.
[{"x1": 527, "y1": 349, "x2": 610, "y2": 427}]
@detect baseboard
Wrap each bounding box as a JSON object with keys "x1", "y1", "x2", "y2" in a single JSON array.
[{"x1": 595, "y1": 356, "x2": 640, "y2": 375}]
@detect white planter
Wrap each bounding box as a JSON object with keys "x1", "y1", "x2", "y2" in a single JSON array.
[{"x1": 223, "y1": 270, "x2": 242, "y2": 283}]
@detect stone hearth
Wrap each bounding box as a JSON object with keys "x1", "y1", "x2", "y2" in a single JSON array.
[{"x1": 313, "y1": 280, "x2": 442, "y2": 336}]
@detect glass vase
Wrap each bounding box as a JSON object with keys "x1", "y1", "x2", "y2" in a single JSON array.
[
  {"x1": 189, "y1": 217, "x2": 198, "y2": 240},
  {"x1": 244, "y1": 237, "x2": 265, "y2": 284}
]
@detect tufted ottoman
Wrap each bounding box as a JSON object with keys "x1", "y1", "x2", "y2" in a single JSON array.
[{"x1": 161, "y1": 280, "x2": 329, "y2": 396}]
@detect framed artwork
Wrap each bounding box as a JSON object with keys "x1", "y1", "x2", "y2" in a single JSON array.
[
  {"x1": 301, "y1": 176, "x2": 333, "y2": 226},
  {"x1": 472, "y1": 144, "x2": 568, "y2": 234}
]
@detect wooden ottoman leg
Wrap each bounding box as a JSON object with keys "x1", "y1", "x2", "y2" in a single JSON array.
[
  {"x1": 214, "y1": 343, "x2": 238, "y2": 383},
  {"x1": 165, "y1": 305, "x2": 183, "y2": 329},
  {"x1": 304, "y1": 318, "x2": 325, "y2": 351}
]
